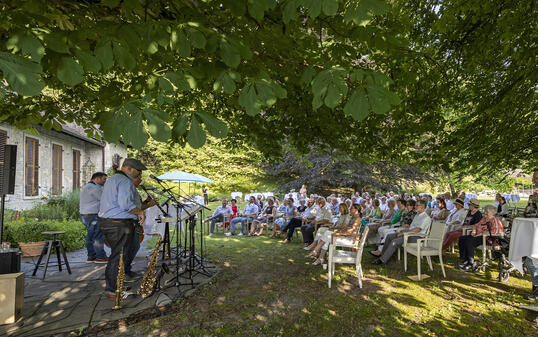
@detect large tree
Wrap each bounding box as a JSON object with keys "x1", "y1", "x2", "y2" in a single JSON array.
[{"x1": 0, "y1": 0, "x2": 536, "y2": 175}]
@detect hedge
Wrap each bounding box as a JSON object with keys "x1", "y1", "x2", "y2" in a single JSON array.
[{"x1": 3, "y1": 218, "x2": 86, "y2": 252}]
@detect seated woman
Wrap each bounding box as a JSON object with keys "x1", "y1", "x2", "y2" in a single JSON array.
[
  {"x1": 272, "y1": 198, "x2": 296, "y2": 238},
  {"x1": 496, "y1": 196, "x2": 509, "y2": 218},
  {"x1": 249, "y1": 198, "x2": 277, "y2": 236},
  {"x1": 305, "y1": 203, "x2": 351, "y2": 251},
  {"x1": 524, "y1": 194, "x2": 538, "y2": 217},
  {"x1": 430, "y1": 198, "x2": 449, "y2": 221},
  {"x1": 458, "y1": 205, "x2": 504, "y2": 271},
  {"x1": 367, "y1": 199, "x2": 384, "y2": 222},
  {"x1": 367, "y1": 199, "x2": 396, "y2": 239},
  {"x1": 442, "y1": 198, "x2": 482, "y2": 251},
  {"x1": 226, "y1": 198, "x2": 239, "y2": 230},
  {"x1": 306, "y1": 203, "x2": 361, "y2": 266},
  {"x1": 378, "y1": 199, "x2": 415, "y2": 243}
]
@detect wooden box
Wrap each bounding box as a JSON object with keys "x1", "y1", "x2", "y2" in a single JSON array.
[{"x1": 0, "y1": 272, "x2": 24, "y2": 324}]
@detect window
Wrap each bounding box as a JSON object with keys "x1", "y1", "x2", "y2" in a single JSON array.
[
  {"x1": 25, "y1": 137, "x2": 39, "y2": 196},
  {"x1": 0, "y1": 130, "x2": 7, "y2": 187},
  {"x1": 73, "y1": 149, "x2": 81, "y2": 189},
  {"x1": 52, "y1": 144, "x2": 63, "y2": 194}
]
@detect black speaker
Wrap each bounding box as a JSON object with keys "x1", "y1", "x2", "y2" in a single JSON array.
[
  {"x1": 0, "y1": 145, "x2": 17, "y2": 195},
  {"x1": 0, "y1": 249, "x2": 21, "y2": 274}
]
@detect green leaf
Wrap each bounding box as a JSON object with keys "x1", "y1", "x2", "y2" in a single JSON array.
[
  {"x1": 300, "y1": 67, "x2": 316, "y2": 87},
  {"x1": 248, "y1": 0, "x2": 265, "y2": 21},
  {"x1": 57, "y1": 57, "x2": 84, "y2": 86},
  {"x1": 95, "y1": 41, "x2": 114, "y2": 70},
  {"x1": 122, "y1": 104, "x2": 148, "y2": 148},
  {"x1": 172, "y1": 114, "x2": 189, "y2": 137},
  {"x1": 367, "y1": 84, "x2": 391, "y2": 114},
  {"x1": 99, "y1": 109, "x2": 128, "y2": 143},
  {"x1": 144, "y1": 108, "x2": 171, "y2": 142},
  {"x1": 283, "y1": 0, "x2": 299, "y2": 23},
  {"x1": 43, "y1": 33, "x2": 70, "y2": 54},
  {"x1": 187, "y1": 28, "x2": 206, "y2": 49},
  {"x1": 6, "y1": 33, "x2": 45, "y2": 61},
  {"x1": 350, "y1": 68, "x2": 365, "y2": 82},
  {"x1": 74, "y1": 50, "x2": 101, "y2": 73},
  {"x1": 214, "y1": 71, "x2": 237, "y2": 94},
  {"x1": 344, "y1": 0, "x2": 389, "y2": 26},
  {"x1": 311, "y1": 67, "x2": 348, "y2": 110},
  {"x1": 238, "y1": 83, "x2": 259, "y2": 116},
  {"x1": 220, "y1": 40, "x2": 241, "y2": 68},
  {"x1": 177, "y1": 31, "x2": 191, "y2": 57},
  {"x1": 187, "y1": 118, "x2": 206, "y2": 148},
  {"x1": 344, "y1": 89, "x2": 370, "y2": 121},
  {"x1": 302, "y1": 0, "x2": 322, "y2": 18},
  {"x1": 0, "y1": 51, "x2": 44, "y2": 96},
  {"x1": 223, "y1": 0, "x2": 246, "y2": 16},
  {"x1": 102, "y1": 0, "x2": 120, "y2": 8},
  {"x1": 165, "y1": 72, "x2": 194, "y2": 92},
  {"x1": 158, "y1": 76, "x2": 174, "y2": 93},
  {"x1": 196, "y1": 111, "x2": 229, "y2": 138},
  {"x1": 113, "y1": 42, "x2": 136, "y2": 70},
  {"x1": 322, "y1": 0, "x2": 339, "y2": 16}
]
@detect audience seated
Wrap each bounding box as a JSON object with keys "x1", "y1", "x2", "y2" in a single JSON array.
[
  {"x1": 496, "y1": 196, "x2": 509, "y2": 218},
  {"x1": 376, "y1": 199, "x2": 416, "y2": 251},
  {"x1": 281, "y1": 199, "x2": 315, "y2": 243},
  {"x1": 207, "y1": 199, "x2": 233, "y2": 237},
  {"x1": 225, "y1": 196, "x2": 259, "y2": 236},
  {"x1": 250, "y1": 197, "x2": 277, "y2": 236},
  {"x1": 431, "y1": 198, "x2": 449, "y2": 221},
  {"x1": 442, "y1": 198, "x2": 482, "y2": 251},
  {"x1": 445, "y1": 198, "x2": 467, "y2": 232},
  {"x1": 272, "y1": 198, "x2": 296, "y2": 238},
  {"x1": 369, "y1": 200, "x2": 431, "y2": 265},
  {"x1": 366, "y1": 199, "x2": 396, "y2": 239},
  {"x1": 305, "y1": 203, "x2": 355, "y2": 265},
  {"x1": 458, "y1": 205, "x2": 504, "y2": 271},
  {"x1": 300, "y1": 197, "x2": 332, "y2": 246}
]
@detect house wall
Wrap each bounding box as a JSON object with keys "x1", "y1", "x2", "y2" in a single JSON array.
[{"x1": 0, "y1": 124, "x2": 127, "y2": 210}]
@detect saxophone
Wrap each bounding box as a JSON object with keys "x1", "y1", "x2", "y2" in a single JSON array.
[
  {"x1": 137, "y1": 234, "x2": 162, "y2": 298},
  {"x1": 113, "y1": 249, "x2": 125, "y2": 310}
]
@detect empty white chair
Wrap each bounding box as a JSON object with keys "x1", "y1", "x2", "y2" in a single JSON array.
[
  {"x1": 404, "y1": 221, "x2": 446, "y2": 280},
  {"x1": 328, "y1": 226, "x2": 369, "y2": 289}
]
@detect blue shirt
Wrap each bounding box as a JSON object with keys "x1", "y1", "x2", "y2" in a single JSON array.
[
  {"x1": 80, "y1": 182, "x2": 103, "y2": 214},
  {"x1": 99, "y1": 173, "x2": 140, "y2": 220},
  {"x1": 243, "y1": 203, "x2": 259, "y2": 215}
]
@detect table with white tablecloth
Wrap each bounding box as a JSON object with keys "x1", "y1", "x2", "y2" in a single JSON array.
[{"x1": 508, "y1": 217, "x2": 538, "y2": 273}]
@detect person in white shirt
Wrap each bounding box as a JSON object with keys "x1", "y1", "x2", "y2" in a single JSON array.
[
  {"x1": 300, "y1": 197, "x2": 332, "y2": 245},
  {"x1": 226, "y1": 196, "x2": 259, "y2": 236},
  {"x1": 371, "y1": 200, "x2": 431, "y2": 264},
  {"x1": 379, "y1": 196, "x2": 389, "y2": 213},
  {"x1": 444, "y1": 192, "x2": 455, "y2": 211},
  {"x1": 445, "y1": 198, "x2": 467, "y2": 232},
  {"x1": 206, "y1": 199, "x2": 233, "y2": 236},
  {"x1": 282, "y1": 199, "x2": 315, "y2": 243}
]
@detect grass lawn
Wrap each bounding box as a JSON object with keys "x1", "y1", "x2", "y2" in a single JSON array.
[{"x1": 105, "y1": 201, "x2": 536, "y2": 336}]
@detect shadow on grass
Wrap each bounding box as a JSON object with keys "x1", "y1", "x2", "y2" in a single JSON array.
[{"x1": 90, "y1": 232, "x2": 537, "y2": 337}]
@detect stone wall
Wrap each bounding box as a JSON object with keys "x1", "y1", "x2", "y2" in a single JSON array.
[{"x1": 0, "y1": 124, "x2": 127, "y2": 210}]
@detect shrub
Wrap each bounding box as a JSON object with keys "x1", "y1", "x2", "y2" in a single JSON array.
[
  {"x1": 3, "y1": 218, "x2": 86, "y2": 252},
  {"x1": 23, "y1": 190, "x2": 81, "y2": 221}
]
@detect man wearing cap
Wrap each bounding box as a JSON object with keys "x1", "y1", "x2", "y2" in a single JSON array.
[
  {"x1": 442, "y1": 198, "x2": 482, "y2": 252},
  {"x1": 98, "y1": 158, "x2": 148, "y2": 299}
]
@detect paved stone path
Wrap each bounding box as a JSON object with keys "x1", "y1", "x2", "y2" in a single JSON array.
[{"x1": 0, "y1": 240, "x2": 217, "y2": 337}]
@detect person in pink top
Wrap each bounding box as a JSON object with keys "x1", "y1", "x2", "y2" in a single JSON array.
[{"x1": 458, "y1": 205, "x2": 504, "y2": 271}]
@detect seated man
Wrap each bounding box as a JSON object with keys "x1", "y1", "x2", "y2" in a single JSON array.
[
  {"x1": 226, "y1": 196, "x2": 259, "y2": 236},
  {"x1": 282, "y1": 199, "x2": 316, "y2": 243},
  {"x1": 206, "y1": 199, "x2": 233, "y2": 237},
  {"x1": 301, "y1": 197, "x2": 332, "y2": 246},
  {"x1": 370, "y1": 199, "x2": 431, "y2": 265}
]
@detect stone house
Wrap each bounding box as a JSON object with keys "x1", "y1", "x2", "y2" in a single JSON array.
[{"x1": 0, "y1": 123, "x2": 127, "y2": 210}]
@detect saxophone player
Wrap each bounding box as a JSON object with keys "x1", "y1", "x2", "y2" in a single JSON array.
[{"x1": 98, "y1": 158, "x2": 148, "y2": 299}]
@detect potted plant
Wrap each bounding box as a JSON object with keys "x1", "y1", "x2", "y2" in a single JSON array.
[{"x1": 10, "y1": 220, "x2": 51, "y2": 257}]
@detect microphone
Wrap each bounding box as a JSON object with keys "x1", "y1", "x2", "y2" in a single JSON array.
[
  {"x1": 139, "y1": 185, "x2": 156, "y2": 191},
  {"x1": 150, "y1": 174, "x2": 163, "y2": 182}
]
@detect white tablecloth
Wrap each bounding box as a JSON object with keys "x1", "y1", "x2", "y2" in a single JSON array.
[{"x1": 508, "y1": 218, "x2": 538, "y2": 273}]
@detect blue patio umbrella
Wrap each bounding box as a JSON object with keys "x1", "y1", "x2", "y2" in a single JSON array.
[
  {"x1": 157, "y1": 170, "x2": 213, "y2": 184},
  {"x1": 156, "y1": 170, "x2": 213, "y2": 197}
]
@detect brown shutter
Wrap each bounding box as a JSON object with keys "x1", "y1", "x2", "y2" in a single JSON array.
[{"x1": 25, "y1": 137, "x2": 39, "y2": 196}]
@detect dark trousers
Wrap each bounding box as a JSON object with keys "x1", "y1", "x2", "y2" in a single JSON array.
[
  {"x1": 125, "y1": 225, "x2": 140, "y2": 273},
  {"x1": 379, "y1": 232, "x2": 420, "y2": 263},
  {"x1": 285, "y1": 217, "x2": 303, "y2": 240},
  {"x1": 99, "y1": 218, "x2": 134, "y2": 292},
  {"x1": 458, "y1": 235, "x2": 483, "y2": 263},
  {"x1": 301, "y1": 222, "x2": 316, "y2": 244}
]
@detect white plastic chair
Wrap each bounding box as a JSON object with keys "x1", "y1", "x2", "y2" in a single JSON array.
[
  {"x1": 404, "y1": 221, "x2": 446, "y2": 280},
  {"x1": 328, "y1": 226, "x2": 369, "y2": 289}
]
